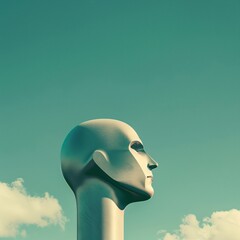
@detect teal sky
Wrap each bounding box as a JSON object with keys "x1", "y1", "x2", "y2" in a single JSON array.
[{"x1": 0, "y1": 1, "x2": 240, "y2": 240}]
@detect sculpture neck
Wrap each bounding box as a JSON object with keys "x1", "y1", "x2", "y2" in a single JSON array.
[{"x1": 75, "y1": 178, "x2": 125, "y2": 240}]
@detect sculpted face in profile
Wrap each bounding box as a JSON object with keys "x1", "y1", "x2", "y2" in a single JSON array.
[{"x1": 61, "y1": 119, "x2": 158, "y2": 240}]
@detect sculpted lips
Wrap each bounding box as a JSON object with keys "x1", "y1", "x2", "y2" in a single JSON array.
[{"x1": 147, "y1": 176, "x2": 153, "y2": 182}]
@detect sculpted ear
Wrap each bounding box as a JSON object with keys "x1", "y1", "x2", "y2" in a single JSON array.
[
  {"x1": 92, "y1": 150, "x2": 110, "y2": 173},
  {"x1": 92, "y1": 150, "x2": 124, "y2": 182}
]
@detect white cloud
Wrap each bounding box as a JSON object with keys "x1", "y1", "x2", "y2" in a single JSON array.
[
  {"x1": 0, "y1": 178, "x2": 67, "y2": 238},
  {"x1": 158, "y1": 209, "x2": 240, "y2": 240}
]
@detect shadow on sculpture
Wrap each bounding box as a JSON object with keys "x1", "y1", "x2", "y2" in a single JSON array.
[{"x1": 61, "y1": 119, "x2": 158, "y2": 240}]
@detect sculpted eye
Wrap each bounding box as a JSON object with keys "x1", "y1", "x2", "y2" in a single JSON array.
[{"x1": 130, "y1": 141, "x2": 144, "y2": 152}]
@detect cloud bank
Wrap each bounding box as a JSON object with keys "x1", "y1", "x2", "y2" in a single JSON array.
[
  {"x1": 0, "y1": 178, "x2": 67, "y2": 238},
  {"x1": 158, "y1": 209, "x2": 240, "y2": 240}
]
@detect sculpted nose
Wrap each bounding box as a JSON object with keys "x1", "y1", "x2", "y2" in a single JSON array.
[{"x1": 147, "y1": 155, "x2": 158, "y2": 170}]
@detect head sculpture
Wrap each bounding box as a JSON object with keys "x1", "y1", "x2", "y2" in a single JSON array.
[{"x1": 61, "y1": 119, "x2": 158, "y2": 206}]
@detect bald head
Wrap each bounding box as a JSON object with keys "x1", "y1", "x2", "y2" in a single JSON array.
[{"x1": 61, "y1": 119, "x2": 158, "y2": 199}]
